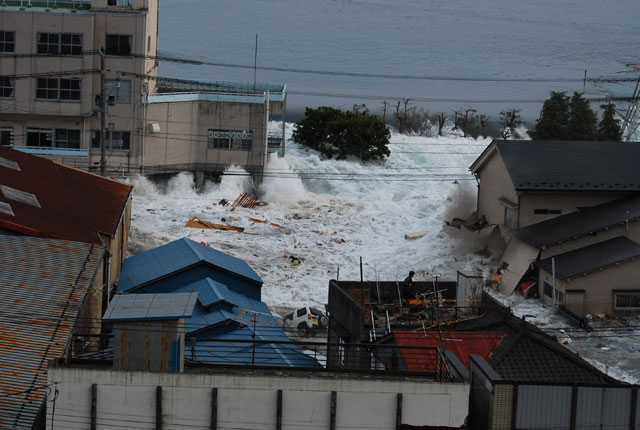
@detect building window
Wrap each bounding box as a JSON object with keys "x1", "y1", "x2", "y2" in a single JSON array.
[
  {"x1": 27, "y1": 128, "x2": 53, "y2": 147},
  {"x1": 104, "y1": 79, "x2": 131, "y2": 104},
  {"x1": 0, "y1": 31, "x2": 15, "y2": 53},
  {"x1": 504, "y1": 206, "x2": 517, "y2": 228},
  {"x1": 147, "y1": 35, "x2": 151, "y2": 53},
  {"x1": 0, "y1": 127, "x2": 14, "y2": 147},
  {"x1": 36, "y1": 78, "x2": 81, "y2": 101},
  {"x1": 534, "y1": 209, "x2": 562, "y2": 215},
  {"x1": 0, "y1": 77, "x2": 14, "y2": 98},
  {"x1": 108, "y1": 0, "x2": 132, "y2": 5},
  {"x1": 208, "y1": 129, "x2": 253, "y2": 150},
  {"x1": 614, "y1": 293, "x2": 640, "y2": 310},
  {"x1": 105, "y1": 34, "x2": 132, "y2": 56},
  {"x1": 55, "y1": 129, "x2": 80, "y2": 149},
  {"x1": 37, "y1": 33, "x2": 82, "y2": 56},
  {"x1": 91, "y1": 130, "x2": 131, "y2": 150},
  {"x1": 543, "y1": 282, "x2": 553, "y2": 299},
  {"x1": 27, "y1": 128, "x2": 80, "y2": 149}
]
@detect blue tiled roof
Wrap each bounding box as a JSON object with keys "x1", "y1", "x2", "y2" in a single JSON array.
[
  {"x1": 173, "y1": 278, "x2": 237, "y2": 308},
  {"x1": 119, "y1": 238, "x2": 262, "y2": 292},
  {"x1": 103, "y1": 293, "x2": 198, "y2": 322}
]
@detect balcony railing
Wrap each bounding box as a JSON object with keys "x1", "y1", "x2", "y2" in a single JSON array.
[
  {"x1": 14, "y1": 146, "x2": 89, "y2": 157},
  {"x1": 1, "y1": 0, "x2": 92, "y2": 10}
]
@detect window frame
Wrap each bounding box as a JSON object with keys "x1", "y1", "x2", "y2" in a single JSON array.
[
  {"x1": 105, "y1": 34, "x2": 132, "y2": 56},
  {"x1": 36, "y1": 78, "x2": 81, "y2": 101},
  {"x1": 0, "y1": 31, "x2": 15, "y2": 53},
  {"x1": 614, "y1": 292, "x2": 640, "y2": 310},
  {"x1": 55, "y1": 129, "x2": 81, "y2": 149},
  {"x1": 26, "y1": 128, "x2": 54, "y2": 147},
  {"x1": 534, "y1": 209, "x2": 562, "y2": 215},
  {"x1": 208, "y1": 128, "x2": 253, "y2": 150},
  {"x1": 0, "y1": 127, "x2": 14, "y2": 147},
  {"x1": 37, "y1": 32, "x2": 83, "y2": 56},
  {"x1": 0, "y1": 77, "x2": 14, "y2": 99},
  {"x1": 104, "y1": 79, "x2": 131, "y2": 104},
  {"x1": 91, "y1": 129, "x2": 131, "y2": 151}
]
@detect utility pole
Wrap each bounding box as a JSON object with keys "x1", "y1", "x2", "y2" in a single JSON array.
[{"x1": 99, "y1": 48, "x2": 107, "y2": 177}]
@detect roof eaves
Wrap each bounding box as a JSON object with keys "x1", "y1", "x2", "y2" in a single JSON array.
[{"x1": 469, "y1": 140, "x2": 498, "y2": 173}]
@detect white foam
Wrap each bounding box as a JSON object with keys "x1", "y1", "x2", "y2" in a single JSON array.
[{"x1": 128, "y1": 124, "x2": 498, "y2": 308}]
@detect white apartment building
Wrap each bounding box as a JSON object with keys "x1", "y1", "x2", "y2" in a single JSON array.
[{"x1": 0, "y1": 0, "x2": 285, "y2": 183}]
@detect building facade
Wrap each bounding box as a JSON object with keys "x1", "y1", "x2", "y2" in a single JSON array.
[{"x1": 0, "y1": 0, "x2": 285, "y2": 181}]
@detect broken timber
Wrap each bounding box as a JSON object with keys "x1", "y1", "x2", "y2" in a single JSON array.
[
  {"x1": 231, "y1": 192, "x2": 266, "y2": 210},
  {"x1": 185, "y1": 217, "x2": 244, "y2": 232}
]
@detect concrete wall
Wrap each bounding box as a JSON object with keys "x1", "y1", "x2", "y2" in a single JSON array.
[
  {"x1": 143, "y1": 99, "x2": 268, "y2": 175},
  {"x1": 47, "y1": 367, "x2": 469, "y2": 429},
  {"x1": 476, "y1": 150, "x2": 518, "y2": 228},
  {"x1": 539, "y1": 259, "x2": 640, "y2": 316}
]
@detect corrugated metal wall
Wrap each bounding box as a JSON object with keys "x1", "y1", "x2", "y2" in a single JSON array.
[
  {"x1": 507, "y1": 384, "x2": 637, "y2": 430},
  {"x1": 516, "y1": 385, "x2": 572, "y2": 429}
]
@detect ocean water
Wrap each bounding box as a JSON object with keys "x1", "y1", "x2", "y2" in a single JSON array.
[{"x1": 157, "y1": 0, "x2": 640, "y2": 121}]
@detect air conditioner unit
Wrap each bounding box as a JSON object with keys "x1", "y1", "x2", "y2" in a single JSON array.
[{"x1": 147, "y1": 122, "x2": 160, "y2": 133}]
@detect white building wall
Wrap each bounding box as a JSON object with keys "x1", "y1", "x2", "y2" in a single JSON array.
[{"x1": 47, "y1": 367, "x2": 470, "y2": 429}]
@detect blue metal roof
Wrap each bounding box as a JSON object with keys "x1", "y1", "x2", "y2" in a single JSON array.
[
  {"x1": 119, "y1": 238, "x2": 262, "y2": 292},
  {"x1": 103, "y1": 293, "x2": 198, "y2": 322},
  {"x1": 172, "y1": 278, "x2": 237, "y2": 308},
  {"x1": 0, "y1": 235, "x2": 104, "y2": 429}
]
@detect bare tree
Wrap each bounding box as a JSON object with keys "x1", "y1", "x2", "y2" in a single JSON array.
[
  {"x1": 433, "y1": 112, "x2": 447, "y2": 136},
  {"x1": 461, "y1": 108, "x2": 477, "y2": 137},
  {"x1": 379, "y1": 101, "x2": 389, "y2": 123},
  {"x1": 479, "y1": 114, "x2": 491, "y2": 138},
  {"x1": 452, "y1": 110, "x2": 462, "y2": 130}
]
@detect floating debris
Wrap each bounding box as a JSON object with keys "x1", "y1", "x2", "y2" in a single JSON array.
[{"x1": 185, "y1": 216, "x2": 244, "y2": 232}]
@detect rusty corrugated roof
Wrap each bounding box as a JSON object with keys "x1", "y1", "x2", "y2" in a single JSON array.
[
  {"x1": 393, "y1": 331, "x2": 504, "y2": 373},
  {"x1": 0, "y1": 146, "x2": 132, "y2": 244},
  {"x1": 0, "y1": 235, "x2": 105, "y2": 429}
]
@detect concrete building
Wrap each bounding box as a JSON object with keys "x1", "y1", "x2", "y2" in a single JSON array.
[{"x1": 0, "y1": 0, "x2": 285, "y2": 183}]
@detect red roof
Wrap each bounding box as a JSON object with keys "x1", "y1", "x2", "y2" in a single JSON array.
[
  {"x1": 0, "y1": 146, "x2": 132, "y2": 244},
  {"x1": 393, "y1": 331, "x2": 505, "y2": 372}
]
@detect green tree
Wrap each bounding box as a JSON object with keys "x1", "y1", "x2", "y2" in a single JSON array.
[
  {"x1": 292, "y1": 106, "x2": 390, "y2": 161},
  {"x1": 566, "y1": 92, "x2": 598, "y2": 140},
  {"x1": 529, "y1": 91, "x2": 570, "y2": 140},
  {"x1": 598, "y1": 103, "x2": 623, "y2": 141}
]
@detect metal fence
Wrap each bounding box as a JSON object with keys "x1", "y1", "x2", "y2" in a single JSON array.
[{"x1": 68, "y1": 333, "x2": 452, "y2": 380}]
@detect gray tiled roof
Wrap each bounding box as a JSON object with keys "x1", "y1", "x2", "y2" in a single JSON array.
[
  {"x1": 514, "y1": 193, "x2": 640, "y2": 248},
  {"x1": 495, "y1": 140, "x2": 640, "y2": 191},
  {"x1": 538, "y1": 236, "x2": 640, "y2": 280},
  {"x1": 446, "y1": 305, "x2": 616, "y2": 384},
  {"x1": 0, "y1": 235, "x2": 104, "y2": 429}
]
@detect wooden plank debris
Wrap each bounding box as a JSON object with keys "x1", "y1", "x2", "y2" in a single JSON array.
[
  {"x1": 231, "y1": 192, "x2": 266, "y2": 210},
  {"x1": 404, "y1": 230, "x2": 428, "y2": 240},
  {"x1": 185, "y1": 216, "x2": 244, "y2": 232}
]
